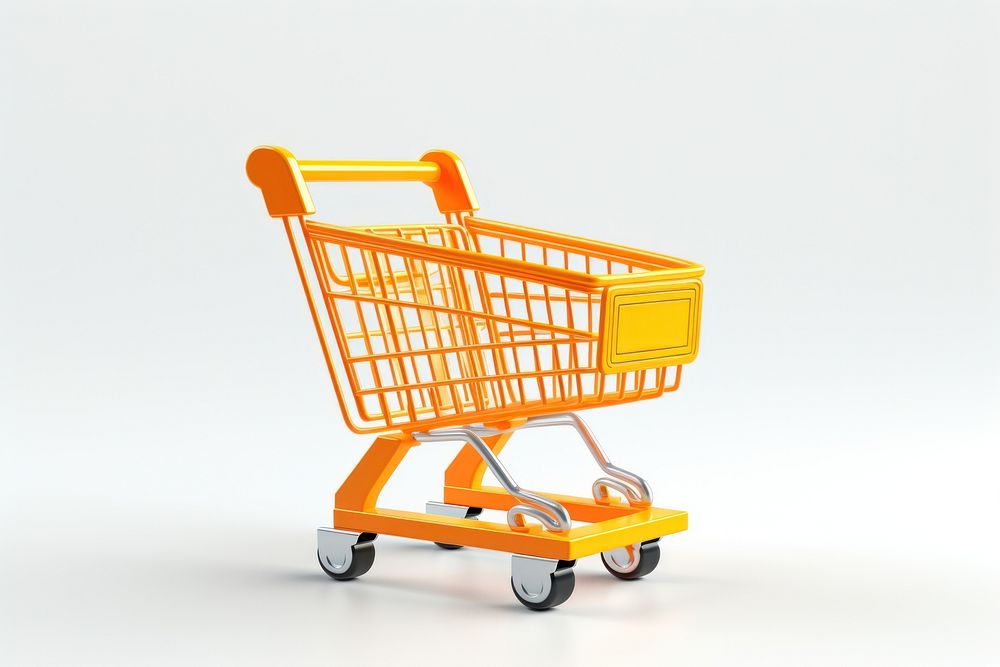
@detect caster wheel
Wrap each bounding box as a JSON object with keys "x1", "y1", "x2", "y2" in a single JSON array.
[
  {"x1": 600, "y1": 539, "x2": 660, "y2": 580},
  {"x1": 317, "y1": 529, "x2": 377, "y2": 581},
  {"x1": 511, "y1": 555, "x2": 576, "y2": 611},
  {"x1": 434, "y1": 541, "x2": 464, "y2": 550},
  {"x1": 426, "y1": 503, "x2": 482, "y2": 550}
]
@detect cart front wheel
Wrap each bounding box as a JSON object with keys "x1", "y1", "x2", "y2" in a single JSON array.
[
  {"x1": 317, "y1": 528, "x2": 377, "y2": 581},
  {"x1": 511, "y1": 555, "x2": 575, "y2": 610},
  {"x1": 601, "y1": 539, "x2": 660, "y2": 580}
]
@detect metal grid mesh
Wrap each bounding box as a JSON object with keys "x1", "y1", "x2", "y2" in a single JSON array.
[{"x1": 298, "y1": 215, "x2": 679, "y2": 431}]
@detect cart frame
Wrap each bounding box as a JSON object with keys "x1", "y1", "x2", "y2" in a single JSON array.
[{"x1": 247, "y1": 146, "x2": 702, "y2": 608}]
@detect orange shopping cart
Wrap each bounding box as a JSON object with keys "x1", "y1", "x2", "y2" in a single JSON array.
[{"x1": 246, "y1": 146, "x2": 704, "y2": 609}]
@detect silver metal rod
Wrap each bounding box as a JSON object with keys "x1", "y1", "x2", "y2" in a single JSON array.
[
  {"x1": 464, "y1": 412, "x2": 653, "y2": 506},
  {"x1": 412, "y1": 428, "x2": 572, "y2": 532}
]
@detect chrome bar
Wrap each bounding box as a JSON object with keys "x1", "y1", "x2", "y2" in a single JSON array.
[
  {"x1": 464, "y1": 412, "x2": 653, "y2": 506},
  {"x1": 413, "y1": 428, "x2": 571, "y2": 533}
]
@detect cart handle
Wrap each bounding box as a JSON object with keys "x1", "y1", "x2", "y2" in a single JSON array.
[
  {"x1": 298, "y1": 160, "x2": 440, "y2": 183},
  {"x1": 247, "y1": 145, "x2": 479, "y2": 218}
]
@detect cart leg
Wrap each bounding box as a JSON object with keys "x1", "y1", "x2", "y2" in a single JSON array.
[
  {"x1": 336, "y1": 433, "x2": 418, "y2": 513},
  {"x1": 315, "y1": 434, "x2": 417, "y2": 580}
]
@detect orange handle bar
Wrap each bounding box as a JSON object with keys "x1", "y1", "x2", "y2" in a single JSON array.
[
  {"x1": 298, "y1": 160, "x2": 441, "y2": 183},
  {"x1": 247, "y1": 145, "x2": 478, "y2": 218}
]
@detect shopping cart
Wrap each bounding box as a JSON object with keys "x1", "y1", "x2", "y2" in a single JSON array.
[{"x1": 246, "y1": 146, "x2": 704, "y2": 609}]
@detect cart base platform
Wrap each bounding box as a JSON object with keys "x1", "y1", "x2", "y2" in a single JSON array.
[{"x1": 335, "y1": 494, "x2": 686, "y2": 561}]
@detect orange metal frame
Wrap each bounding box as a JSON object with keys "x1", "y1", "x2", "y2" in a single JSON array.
[{"x1": 247, "y1": 146, "x2": 700, "y2": 561}]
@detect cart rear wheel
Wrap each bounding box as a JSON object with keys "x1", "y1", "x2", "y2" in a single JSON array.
[
  {"x1": 600, "y1": 539, "x2": 660, "y2": 580},
  {"x1": 427, "y1": 504, "x2": 482, "y2": 550},
  {"x1": 511, "y1": 556, "x2": 575, "y2": 610},
  {"x1": 317, "y1": 530, "x2": 377, "y2": 581}
]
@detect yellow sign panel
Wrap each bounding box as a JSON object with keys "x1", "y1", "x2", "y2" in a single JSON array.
[{"x1": 599, "y1": 281, "x2": 702, "y2": 373}]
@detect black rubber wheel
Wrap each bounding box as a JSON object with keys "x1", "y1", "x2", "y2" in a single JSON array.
[
  {"x1": 601, "y1": 539, "x2": 660, "y2": 580},
  {"x1": 511, "y1": 560, "x2": 576, "y2": 611},
  {"x1": 434, "y1": 541, "x2": 464, "y2": 550},
  {"x1": 433, "y1": 507, "x2": 483, "y2": 550},
  {"x1": 318, "y1": 534, "x2": 377, "y2": 581}
]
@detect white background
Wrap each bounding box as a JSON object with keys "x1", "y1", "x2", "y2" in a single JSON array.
[{"x1": 3, "y1": 1, "x2": 999, "y2": 664}]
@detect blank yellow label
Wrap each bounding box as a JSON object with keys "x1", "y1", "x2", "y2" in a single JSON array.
[
  {"x1": 598, "y1": 281, "x2": 702, "y2": 373},
  {"x1": 616, "y1": 298, "x2": 691, "y2": 354}
]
